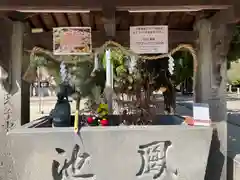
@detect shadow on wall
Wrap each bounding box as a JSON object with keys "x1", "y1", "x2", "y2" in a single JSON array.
[
  {"x1": 227, "y1": 156, "x2": 234, "y2": 180},
  {"x1": 227, "y1": 114, "x2": 240, "y2": 180},
  {"x1": 205, "y1": 129, "x2": 225, "y2": 180}
]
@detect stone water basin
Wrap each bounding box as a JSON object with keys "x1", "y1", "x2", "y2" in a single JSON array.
[{"x1": 6, "y1": 115, "x2": 212, "y2": 180}]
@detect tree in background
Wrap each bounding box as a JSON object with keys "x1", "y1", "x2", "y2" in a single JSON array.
[
  {"x1": 227, "y1": 25, "x2": 240, "y2": 85},
  {"x1": 171, "y1": 51, "x2": 193, "y2": 93},
  {"x1": 228, "y1": 25, "x2": 240, "y2": 63},
  {"x1": 170, "y1": 24, "x2": 240, "y2": 89}
]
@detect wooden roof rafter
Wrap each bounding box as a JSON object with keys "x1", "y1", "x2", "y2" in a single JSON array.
[
  {"x1": 39, "y1": 13, "x2": 56, "y2": 30},
  {"x1": 4, "y1": 10, "x2": 220, "y2": 32},
  {"x1": 52, "y1": 13, "x2": 68, "y2": 27},
  {"x1": 2, "y1": 9, "x2": 224, "y2": 50},
  {"x1": 0, "y1": 0, "x2": 234, "y2": 10},
  {"x1": 51, "y1": 13, "x2": 59, "y2": 27},
  {"x1": 37, "y1": 14, "x2": 48, "y2": 31}
]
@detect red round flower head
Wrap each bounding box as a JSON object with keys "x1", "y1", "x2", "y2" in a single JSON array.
[
  {"x1": 100, "y1": 119, "x2": 108, "y2": 126},
  {"x1": 87, "y1": 117, "x2": 94, "y2": 124}
]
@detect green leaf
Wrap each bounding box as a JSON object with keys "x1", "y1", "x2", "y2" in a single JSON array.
[
  {"x1": 116, "y1": 65, "x2": 127, "y2": 75},
  {"x1": 127, "y1": 76, "x2": 134, "y2": 84}
]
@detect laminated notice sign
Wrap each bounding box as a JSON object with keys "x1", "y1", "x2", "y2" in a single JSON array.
[
  {"x1": 193, "y1": 103, "x2": 211, "y2": 126},
  {"x1": 53, "y1": 27, "x2": 92, "y2": 55},
  {"x1": 130, "y1": 26, "x2": 168, "y2": 54}
]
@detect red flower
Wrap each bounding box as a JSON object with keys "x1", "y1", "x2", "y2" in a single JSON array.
[
  {"x1": 100, "y1": 119, "x2": 108, "y2": 126},
  {"x1": 87, "y1": 117, "x2": 94, "y2": 124},
  {"x1": 184, "y1": 116, "x2": 194, "y2": 126}
]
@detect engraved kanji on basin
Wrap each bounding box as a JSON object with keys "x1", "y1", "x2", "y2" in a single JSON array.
[
  {"x1": 52, "y1": 144, "x2": 95, "y2": 180},
  {"x1": 136, "y1": 141, "x2": 178, "y2": 179}
]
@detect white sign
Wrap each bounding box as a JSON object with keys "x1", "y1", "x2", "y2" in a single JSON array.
[
  {"x1": 193, "y1": 103, "x2": 211, "y2": 126},
  {"x1": 130, "y1": 26, "x2": 168, "y2": 54}
]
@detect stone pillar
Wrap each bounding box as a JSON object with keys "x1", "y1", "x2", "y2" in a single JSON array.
[
  {"x1": 0, "y1": 18, "x2": 14, "y2": 180},
  {"x1": 195, "y1": 18, "x2": 233, "y2": 180},
  {"x1": 0, "y1": 20, "x2": 27, "y2": 180},
  {"x1": 194, "y1": 19, "x2": 212, "y2": 103},
  {"x1": 206, "y1": 24, "x2": 233, "y2": 180}
]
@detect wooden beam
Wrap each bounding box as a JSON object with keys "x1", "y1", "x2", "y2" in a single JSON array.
[
  {"x1": 80, "y1": 13, "x2": 91, "y2": 26},
  {"x1": 209, "y1": 5, "x2": 240, "y2": 29},
  {"x1": 117, "y1": 11, "x2": 129, "y2": 30},
  {"x1": 132, "y1": 13, "x2": 142, "y2": 26},
  {"x1": 233, "y1": 1, "x2": 240, "y2": 22},
  {"x1": 210, "y1": 8, "x2": 236, "y2": 30},
  {"x1": 102, "y1": 7, "x2": 116, "y2": 39},
  {"x1": 143, "y1": 12, "x2": 156, "y2": 25},
  {"x1": 7, "y1": 11, "x2": 35, "y2": 21},
  {"x1": 25, "y1": 30, "x2": 196, "y2": 50},
  {"x1": 0, "y1": 0, "x2": 232, "y2": 11}
]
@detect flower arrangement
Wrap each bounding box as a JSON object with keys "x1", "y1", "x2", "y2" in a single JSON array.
[
  {"x1": 87, "y1": 104, "x2": 109, "y2": 126},
  {"x1": 23, "y1": 41, "x2": 197, "y2": 129}
]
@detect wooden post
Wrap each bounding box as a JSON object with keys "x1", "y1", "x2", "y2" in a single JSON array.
[
  {"x1": 21, "y1": 23, "x2": 33, "y2": 124},
  {"x1": 102, "y1": 6, "x2": 116, "y2": 40},
  {"x1": 21, "y1": 51, "x2": 30, "y2": 125},
  {"x1": 8, "y1": 21, "x2": 26, "y2": 127},
  {"x1": 195, "y1": 17, "x2": 233, "y2": 180}
]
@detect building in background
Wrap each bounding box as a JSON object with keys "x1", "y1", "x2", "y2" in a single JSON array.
[{"x1": 30, "y1": 67, "x2": 57, "y2": 97}]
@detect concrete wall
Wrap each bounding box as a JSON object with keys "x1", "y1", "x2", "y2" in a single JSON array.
[{"x1": 7, "y1": 125, "x2": 212, "y2": 180}]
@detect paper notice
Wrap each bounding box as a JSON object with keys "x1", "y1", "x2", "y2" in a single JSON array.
[{"x1": 193, "y1": 103, "x2": 211, "y2": 126}]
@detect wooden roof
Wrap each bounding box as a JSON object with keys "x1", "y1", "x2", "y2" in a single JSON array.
[
  {"x1": 7, "y1": 10, "x2": 218, "y2": 31},
  {"x1": 3, "y1": 10, "x2": 219, "y2": 49},
  {"x1": 0, "y1": 0, "x2": 235, "y2": 10}
]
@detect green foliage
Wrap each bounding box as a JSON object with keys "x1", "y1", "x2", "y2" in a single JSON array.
[
  {"x1": 30, "y1": 55, "x2": 62, "y2": 84},
  {"x1": 28, "y1": 46, "x2": 197, "y2": 113},
  {"x1": 69, "y1": 57, "x2": 105, "y2": 100},
  {"x1": 97, "y1": 104, "x2": 108, "y2": 117},
  {"x1": 172, "y1": 51, "x2": 193, "y2": 86},
  {"x1": 101, "y1": 48, "x2": 124, "y2": 69},
  {"x1": 29, "y1": 53, "x2": 106, "y2": 109},
  {"x1": 100, "y1": 48, "x2": 143, "y2": 94},
  {"x1": 30, "y1": 55, "x2": 47, "y2": 67},
  {"x1": 227, "y1": 60, "x2": 240, "y2": 84},
  {"x1": 228, "y1": 25, "x2": 240, "y2": 62},
  {"x1": 231, "y1": 80, "x2": 240, "y2": 85}
]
